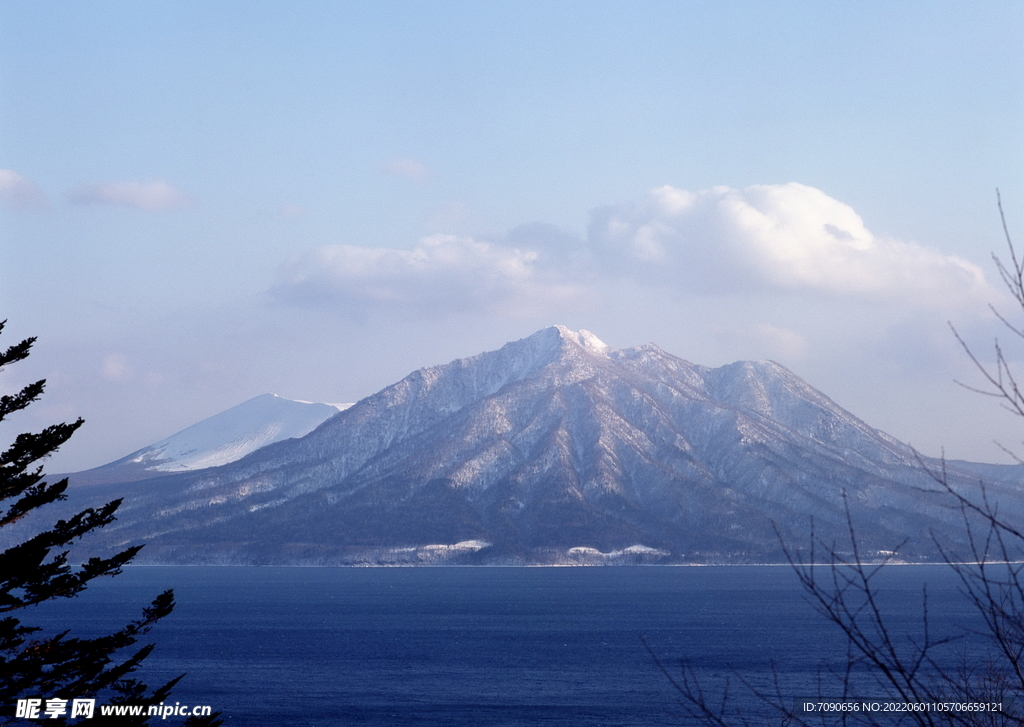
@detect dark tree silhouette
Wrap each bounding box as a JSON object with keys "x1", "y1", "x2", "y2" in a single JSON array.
[{"x1": 0, "y1": 323, "x2": 221, "y2": 726}]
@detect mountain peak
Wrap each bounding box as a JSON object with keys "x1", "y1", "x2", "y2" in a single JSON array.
[
  {"x1": 550, "y1": 325, "x2": 610, "y2": 353},
  {"x1": 525, "y1": 325, "x2": 611, "y2": 357}
]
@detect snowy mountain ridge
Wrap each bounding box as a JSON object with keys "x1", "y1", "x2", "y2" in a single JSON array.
[
  {"x1": 68, "y1": 393, "x2": 348, "y2": 485},
  {"x1": 132, "y1": 393, "x2": 348, "y2": 471},
  {"x1": 61, "y1": 326, "x2": 1024, "y2": 564}
]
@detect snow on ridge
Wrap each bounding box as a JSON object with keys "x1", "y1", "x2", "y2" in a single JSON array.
[
  {"x1": 550, "y1": 325, "x2": 610, "y2": 353},
  {"x1": 390, "y1": 326, "x2": 610, "y2": 411},
  {"x1": 565, "y1": 545, "x2": 671, "y2": 564},
  {"x1": 125, "y1": 393, "x2": 344, "y2": 472}
]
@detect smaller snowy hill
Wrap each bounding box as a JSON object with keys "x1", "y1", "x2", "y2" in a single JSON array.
[{"x1": 68, "y1": 394, "x2": 348, "y2": 485}]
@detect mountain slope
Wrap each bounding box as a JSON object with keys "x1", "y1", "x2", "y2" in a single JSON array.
[
  {"x1": 67, "y1": 394, "x2": 347, "y2": 485},
  {"x1": 69, "y1": 327, "x2": 1024, "y2": 564}
]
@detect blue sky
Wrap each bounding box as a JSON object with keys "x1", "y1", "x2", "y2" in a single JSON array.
[{"x1": 1, "y1": 1, "x2": 1023, "y2": 471}]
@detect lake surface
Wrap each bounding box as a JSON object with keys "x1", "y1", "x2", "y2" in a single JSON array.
[{"x1": 28, "y1": 565, "x2": 991, "y2": 726}]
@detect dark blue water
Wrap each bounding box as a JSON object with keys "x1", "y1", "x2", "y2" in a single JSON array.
[{"x1": 26, "y1": 566, "x2": 990, "y2": 726}]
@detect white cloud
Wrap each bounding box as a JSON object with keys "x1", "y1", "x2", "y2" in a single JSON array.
[
  {"x1": 274, "y1": 234, "x2": 584, "y2": 315},
  {"x1": 588, "y1": 183, "x2": 991, "y2": 308},
  {"x1": 67, "y1": 180, "x2": 192, "y2": 211},
  {"x1": 271, "y1": 183, "x2": 994, "y2": 319},
  {"x1": 0, "y1": 169, "x2": 47, "y2": 210},
  {"x1": 382, "y1": 158, "x2": 429, "y2": 182}
]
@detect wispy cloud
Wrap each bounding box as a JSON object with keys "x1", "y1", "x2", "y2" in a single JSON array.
[
  {"x1": 270, "y1": 183, "x2": 996, "y2": 318},
  {"x1": 274, "y1": 233, "x2": 584, "y2": 315},
  {"x1": 66, "y1": 180, "x2": 193, "y2": 211},
  {"x1": 381, "y1": 158, "x2": 429, "y2": 183},
  {"x1": 0, "y1": 169, "x2": 47, "y2": 210}
]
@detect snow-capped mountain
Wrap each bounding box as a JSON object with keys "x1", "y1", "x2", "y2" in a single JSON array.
[
  {"x1": 68, "y1": 394, "x2": 348, "y2": 485},
  {"x1": 65, "y1": 327, "x2": 1024, "y2": 564}
]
